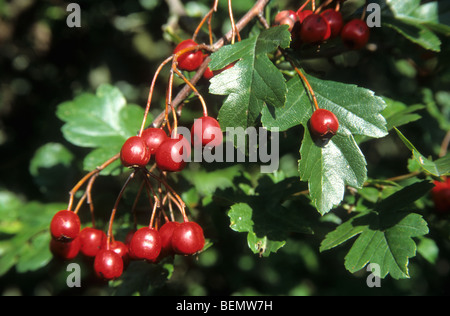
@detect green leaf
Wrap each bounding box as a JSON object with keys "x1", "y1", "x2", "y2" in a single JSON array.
[
  {"x1": 321, "y1": 181, "x2": 432, "y2": 279},
  {"x1": 209, "y1": 26, "x2": 291, "y2": 129},
  {"x1": 384, "y1": 0, "x2": 448, "y2": 51},
  {"x1": 395, "y1": 127, "x2": 450, "y2": 176},
  {"x1": 57, "y1": 84, "x2": 146, "y2": 174},
  {"x1": 29, "y1": 143, "x2": 75, "y2": 196},
  {"x1": 381, "y1": 97, "x2": 424, "y2": 130},
  {"x1": 262, "y1": 75, "x2": 388, "y2": 214},
  {"x1": 0, "y1": 190, "x2": 66, "y2": 276},
  {"x1": 227, "y1": 176, "x2": 313, "y2": 257},
  {"x1": 57, "y1": 84, "x2": 144, "y2": 148}
]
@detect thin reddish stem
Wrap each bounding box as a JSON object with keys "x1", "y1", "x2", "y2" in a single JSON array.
[{"x1": 106, "y1": 170, "x2": 137, "y2": 250}]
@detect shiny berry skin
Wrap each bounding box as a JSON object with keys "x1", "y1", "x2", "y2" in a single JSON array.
[
  {"x1": 141, "y1": 128, "x2": 168, "y2": 155},
  {"x1": 174, "y1": 39, "x2": 205, "y2": 72},
  {"x1": 128, "y1": 227, "x2": 161, "y2": 262},
  {"x1": 341, "y1": 19, "x2": 370, "y2": 50},
  {"x1": 431, "y1": 177, "x2": 450, "y2": 214},
  {"x1": 309, "y1": 109, "x2": 339, "y2": 139},
  {"x1": 79, "y1": 227, "x2": 107, "y2": 257},
  {"x1": 159, "y1": 221, "x2": 181, "y2": 258},
  {"x1": 50, "y1": 210, "x2": 81, "y2": 242},
  {"x1": 155, "y1": 135, "x2": 191, "y2": 172},
  {"x1": 273, "y1": 10, "x2": 299, "y2": 32},
  {"x1": 50, "y1": 237, "x2": 81, "y2": 260},
  {"x1": 296, "y1": 9, "x2": 313, "y2": 23},
  {"x1": 300, "y1": 14, "x2": 331, "y2": 44},
  {"x1": 191, "y1": 116, "x2": 223, "y2": 148},
  {"x1": 94, "y1": 249, "x2": 124, "y2": 281},
  {"x1": 120, "y1": 136, "x2": 151, "y2": 168},
  {"x1": 171, "y1": 221, "x2": 205, "y2": 255},
  {"x1": 321, "y1": 9, "x2": 343, "y2": 38},
  {"x1": 109, "y1": 240, "x2": 130, "y2": 266}
]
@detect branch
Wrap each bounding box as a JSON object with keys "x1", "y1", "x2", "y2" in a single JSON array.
[{"x1": 152, "y1": 0, "x2": 270, "y2": 128}]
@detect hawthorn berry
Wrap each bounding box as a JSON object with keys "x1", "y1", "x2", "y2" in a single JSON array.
[
  {"x1": 431, "y1": 177, "x2": 450, "y2": 214},
  {"x1": 141, "y1": 128, "x2": 168, "y2": 155},
  {"x1": 174, "y1": 39, "x2": 204, "y2": 72},
  {"x1": 120, "y1": 136, "x2": 151, "y2": 168},
  {"x1": 155, "y1": 135, "x2": 191, "y2": 172},
  {"x1": 94, "y1": 249, "x2": 124, "y2": 281},
  {"x1": 309, "y1": 109, "x2": 339, "y2": 140},
  {"x1": 159, "y1": 221, "x2": 181, "y2": 258},
  {"x1": 300, "y1": 14, "x2": 331, "y2": 44},
  {"x1": 321, "y1": 9, "x2": 343, "y2": 39},
  {"x1": 341, "y1": 19, "x2": 370, "y2": 50},
  {"x1": 171, "y1": 221, "x2": 205, "y2": 256},
  {"x1": 191, "y1": 116, "x2": 223, "y2": 148},
  {"x1": 108, "y1": 240, "x2": 130, "y2": 266},
  {"x1": 128, "y1": 227, "x2": 161, "y2": 262},
  {"x1": 50, "y1": 237, "x2": 81, "y2": 260},
  {"x1": 273, "y1": 10, "x2": 299, "y2": 32},
  {"x1": 79, "y1": 227, "x2": 107, "y2": 257},
  {"x1": 297, "y1": 9, "x2": 313, "y2": 23},
  {"x1": 50, "y1": 210, "x2": 81, "y2": 242}
]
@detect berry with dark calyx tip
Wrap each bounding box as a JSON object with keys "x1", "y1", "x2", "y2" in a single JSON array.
[
  {"x1": 141, "y1": 128, "x2": 168, "y2": 155},
  {"x1": 297, "y1": 9, "x2": 313, "y2": 23},
  {"x1": 94, "y1": 249, "x2": 124, "y2": 281},
  {"x1": 191, "y1": 116, "x2": 223, "y2": 148},
  {"x1": 174, "y1": 39, "x2": 205, "y2": 72},
  {"x1": 300, "y1": 14, "x2": 331, "y2": 44},
  {"x1": 309, "y1": 109, "x2": 339, "y2": 140},
  {"x1": 50, "y1": 210, "x2": 81, "y2": 242},
  {"x1": 171, "y1": 221, "x2": 205, "y2": 256},
  {"x1": 273, "y1": 10, "x2": 299, "y2": 32},
  {"x1": 155, "y1": 135, "x2": 191, "y2": 172},
  {"x1": 120, "y1": 136, "x2": 151, "y2": 168},
  {"x1": 431, "y1": 177, "x2": 450, "y2": 214},
  {"x1": 128, "y1": 227, "x2": 161, "y2": 262},
  {"x1": 50, "y1": 237, "x2": 81, "y2": 260},
  {"x1": 159, "y1": 221, "x2": 181, "y2": 258},
  {"x1": 341, "y1": 19, "x2": 370, "y2": 50},
  {"x1": 321, "y1": 9, "x2": 343, "y2": 38},
  {"x1": 79, "y1": 227, "x2": 107, "y2": 258}
]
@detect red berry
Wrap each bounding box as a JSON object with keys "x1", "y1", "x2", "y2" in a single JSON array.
[
  {"x1": 141, "y1": 128, "x2": 168, "y2": 155},
  {"x1": 128, "y1": 227, "x2": 161, "y2": 262},
  {"x1": 120, "y1": 136, "x2": 151, "y2": 168},
  {"x1": 341, "y1": 19, "x2": 370, "y2": 50},
  {"x1": 171, "y1": 221, "x2": 205, "y2": 255},
  {"x1": 321, "y1": 9, "x2": 343, "y2": 38},
  {"x1": 109, "y1": 240, "x2": 130, "y2": 266},
  {"x1": 300, "y1": 14, "x2": 331, "y2": 44},
  {"x1": 191, "y1": 116, "x2": 223, "y2": 148},
  {"x1": 94, "y1": 249, "x2": 124, "y2": 281},
  {"x1": 174, "y1": 39, "x2": 205, "y2": 72},
  {"x1": 309, "y1": 109, "x2": 339, "y2": 139},
  {"x1": 155, "y1": 135, "x2": 191, "y2": 172},
  {"x1": 50, "y1": 210, "x2": 81, "y2": 242},
  {"x1": 203, "y1": 67, "x2": 215, "y2": 80},
  {"x1": 159, "y1": 221, "x2": 181, "y2": 258},
  {"x1": 273, "y1": 10, "x2": 299, "y2": 32},
  {"x1": 79, "y1": 227, "x2": 107, "y2": 257},
  {"x1": 50, "y1": 237, "x2": 81, "y2": 260},
  {"x1": 431, "y1": 177, "x2": 450, "y2": 214},
  {"x1": 296, "y1": 9, "x2": 313, "y2": 23}
]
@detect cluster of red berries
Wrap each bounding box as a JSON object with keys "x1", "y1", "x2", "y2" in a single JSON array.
[
  {"x1": 50, "y1": 210, "x2": 205, "y2": 280},
  {"x1": 274, "y1": 1, "x2": 370, "y2": 50},
  {"x1": 431, "y1": 177, "x2": 450, "y2": 215},
  {"x1": 120, "y1": 115, "x2": 222, "y2": 173}
]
